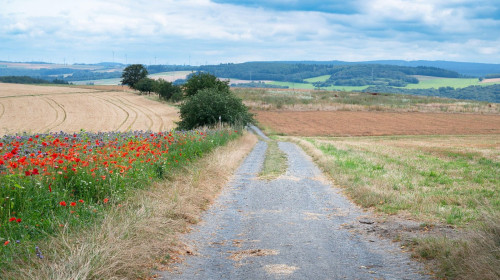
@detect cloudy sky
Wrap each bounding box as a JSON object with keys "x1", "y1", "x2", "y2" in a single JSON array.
[{"x1": 1, "y1": 0, "x2": 499, "y2": 65}]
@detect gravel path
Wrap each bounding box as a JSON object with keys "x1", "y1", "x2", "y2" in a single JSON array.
[{"x1": 159, "y1": 130, "x2": 429, "y2": 280}]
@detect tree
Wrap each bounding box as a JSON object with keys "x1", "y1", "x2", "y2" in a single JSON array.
[
  {"x1": 177, "y1": 88, "x2": 253, "y2": 130},
  {"x1": 121, "y1": 64, "x2": 148, "y2": 88},
  {"x1": 154, "y1": 78, "x2": 182, "y2": 101},
  {"x1": 134, "y1": 78, "x2": 155, "y2": 94},
  {"x1": 182, "y1": 72, "x2": 230, "y2": 97}
]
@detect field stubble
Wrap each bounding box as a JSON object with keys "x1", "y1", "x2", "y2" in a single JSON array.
[{"x1": 0, "y1": 83, "x2": 179, "y2": 136}]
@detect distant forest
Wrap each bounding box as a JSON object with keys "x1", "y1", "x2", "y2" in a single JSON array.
[
  {"x1": 0, "y1": 64, "x2": 196, "y2": 82},
  {"x1": 363, "y1": 84, "x2": 500, "y2": 103},
  {"x1": 200, "y1": 63, "x2": 460, "y2": 86},
  {"x1": 0, "y1": 76, "x2": 68, "y2": 84}
]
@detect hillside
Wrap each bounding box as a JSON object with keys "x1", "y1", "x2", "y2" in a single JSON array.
[{"x1": 269, "y1": 60, "x2": 500, "y2": 77}]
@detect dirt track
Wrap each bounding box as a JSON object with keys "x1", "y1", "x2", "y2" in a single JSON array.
[
  {"x1": 160, "y1": 132, "x2": 428, "y2": 279},
  {"x1": 0, "y1": 83, "x2": 179, "y2": 135},
  {"x1": 255, "y1": 111, "x2": 500, "y2": 136}
]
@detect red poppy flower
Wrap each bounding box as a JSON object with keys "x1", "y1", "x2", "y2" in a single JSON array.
[
  {"x1": 4, "y1": 241, "x2": 9, "y2": 246},
  {"x1": 32, "y1": 168, "x2": 39, "y2": 175},
  {"x1": 103, "y1": 198, "x2": 109, "y2": 204},
  {"x1": 16, "y1": 218, "x2": 21, "y2": 223},
  {"x1": 25, "y1": 170, "x2": 31, "y2": 176},
  {"x1": 9, "y1": 217, "x2": 16, "y2": 222},
  {"x1": 70, "y1": 202, "x2": 77, "y2": 207},
  {"x1": 78, "y1": 199, "x2": 84, "y2": 203},
  {"x1": 59, "y1": 201, "x2": 67, "y2": 206}
]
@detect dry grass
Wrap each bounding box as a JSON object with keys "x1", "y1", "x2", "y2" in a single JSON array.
[
  {"x1": 412, "y1": 211, "x2": 500, "y2": 279},
  {"x1": 290, "y1": 135, "x2": 499, "y2": 224},
  {"x1": 4, "y1": 132, "x2": 258, "y2": 279},
  {"x1": 234, "y1": 88, "x2": 499, "y2": 114},
  {"x1": 0, "y1": 83, "x2": 179, "y2": 135},
  {"x1": 289, "y1": 135, "x2": 500, "y2": 279}
]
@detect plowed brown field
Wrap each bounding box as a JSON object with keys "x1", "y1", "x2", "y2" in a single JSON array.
[
  {"x1": 0, "y1": 83, "x2": 179, "y2": 135},
  {"x1": 255, "y1": 111, "x2": 500, "y2": 136}
]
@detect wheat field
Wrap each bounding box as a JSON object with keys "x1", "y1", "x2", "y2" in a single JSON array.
[{"x1": 0, "y1": 83, "x2": 179, "y2": 135}]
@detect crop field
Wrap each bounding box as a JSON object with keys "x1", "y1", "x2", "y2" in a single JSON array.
[
  {"x1": 255, "y1": 111, "x2": 500, "y2": 136},
  {"x1": 0, "y1": 83, "x2": 179, "y2": 136},
  {"x1": 303, "y1": 75, "x2": 331, "y2": 83},
  {"x1": 149, "y1": 71, "x2": 192, "y2": 82},
  {"x1": 401, "y1": 76, "x2": 495, "y2": 89},
  {"x1": 267, "y1": 81, "x2": 369, "y2": 91},
  {"x1": 279, "y1": 75, "x2": 500, "y2": 92},
  {"x1": 71, "y1": 77, "x2": 123, "y2": 85},
  {"x1": 72, "y1": 71, "x2": 193, "y2": 85}
]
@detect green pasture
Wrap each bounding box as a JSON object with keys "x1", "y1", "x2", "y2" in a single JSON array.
[
  {"x1": 402, "y1": 77, "x2": 498, "y2": 89},
  {"x1": 303, "y1": 75, "x2": 331, "y2": 83},
  {"x1": 268, "y1": 81, "x2": 369, "y2": 91}
]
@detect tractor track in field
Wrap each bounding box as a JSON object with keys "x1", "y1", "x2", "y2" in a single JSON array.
[{"x1": 40, "y1": 97, "x2": 67, "y2": 133}]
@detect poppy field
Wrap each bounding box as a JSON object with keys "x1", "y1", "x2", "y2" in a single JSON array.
[{"x1": 0, "y1": 128, "x2": 239, "y2": 262}]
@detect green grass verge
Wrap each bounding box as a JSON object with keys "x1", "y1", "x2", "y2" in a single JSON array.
[
  {"x1": 304, "y1": 135, "x2": 499, "y2": 225},
  {"x1": 259, "y1": 140, "x2": 288, "y2": 180},
  {"x1": 293, "y1": 134, "x2": 500, "y2": 279}
]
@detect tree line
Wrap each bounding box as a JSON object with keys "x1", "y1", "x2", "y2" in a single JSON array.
[
  {"x1": 0, "y1": 76, "x2": 68, "y2": 84},
  {"x1": 121, "y1": 64, "x2": 253, "y2": 130},
  {"x1": 198, "y1": 62, "x2": 461, "y2": 85}
]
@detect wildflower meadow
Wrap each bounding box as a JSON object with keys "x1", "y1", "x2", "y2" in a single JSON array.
[{"x1": 0, "y1": 128, "x2": 239, "y2": 263}]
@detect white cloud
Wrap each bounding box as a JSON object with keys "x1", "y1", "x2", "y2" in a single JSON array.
[{"x1": 0, "y1": 0, "x2": 499, "y2": 63}]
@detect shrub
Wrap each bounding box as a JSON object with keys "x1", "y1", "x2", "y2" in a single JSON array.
[
  {"x1": 154, "y1": 78, "x2": 182, "y2": 101},
  {"x1": 182, "y1": 72, "x2": 230, "y2": 97},
  {"x1": 177, "y1": 88, "x2": 253, "y2": 130},
  {"x1": 134, "y1": 78, "x2": 155, "y2": 94}
]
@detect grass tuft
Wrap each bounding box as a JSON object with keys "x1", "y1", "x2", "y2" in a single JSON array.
[{"x1": 259, "y1": 140, "x2": 288, "y2": 180}]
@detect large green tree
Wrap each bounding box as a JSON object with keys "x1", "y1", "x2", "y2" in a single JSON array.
[
  {"x1": 182, "y1": 72, "x2": 230, "y2": 97},
  {"x1": 121, "y1": 64, "x2": 148, "y2": 88},
  {"x1": 177, "y1": 88, "x2": 253, "y2": 130}
]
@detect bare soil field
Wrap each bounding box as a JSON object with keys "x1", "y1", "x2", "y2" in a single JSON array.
[
  {"x1": 150, "y1": 71, "x2": 192, "y2": 82},
  {"x1": 0, "y1": 83, "x2": 179, "y2": 135},
  {"x1": 481, "y1": 78, "x2": 500, "y2": 83},
  {"x1": 255, "y1": 111, "x2": 500, "y2": 136}
]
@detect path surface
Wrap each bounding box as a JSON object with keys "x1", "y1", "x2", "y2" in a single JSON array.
[{"x1": 159, "y1": 131, "x2": 428, "y2": 279}]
